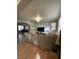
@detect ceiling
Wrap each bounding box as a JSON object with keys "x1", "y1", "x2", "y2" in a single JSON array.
[{"x1": 17, "y1": 0, "x2": 61, "y2": 22}]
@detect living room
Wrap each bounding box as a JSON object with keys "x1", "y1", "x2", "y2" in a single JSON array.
[{"x1": 17, "y1": 0, "x2": 61, "y2": 59}]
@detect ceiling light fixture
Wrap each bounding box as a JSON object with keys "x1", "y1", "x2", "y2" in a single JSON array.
[
  {"x1": 35, "y1": 16, "x2": 42, "y2": 22},
  {"x1": 33, "y1": 15, "x2": 42, "y2": 22}
]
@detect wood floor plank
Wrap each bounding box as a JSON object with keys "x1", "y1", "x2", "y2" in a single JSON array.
[{"x1": 17, "y1": 42, "x2": 58, "y2": 59}]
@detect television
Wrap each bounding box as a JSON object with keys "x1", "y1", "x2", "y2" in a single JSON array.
[{"x1": 37, "y1": 27, "x2": 44, "y2": 32}]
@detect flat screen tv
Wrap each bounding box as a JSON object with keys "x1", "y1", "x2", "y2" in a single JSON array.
[{"x1": 37, "y1": 27, "x2": 44, "y2": 32}]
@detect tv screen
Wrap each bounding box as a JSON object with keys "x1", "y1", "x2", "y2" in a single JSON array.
[{"x1": 37, "y1": 27, "x2": 44, "y2": 32}]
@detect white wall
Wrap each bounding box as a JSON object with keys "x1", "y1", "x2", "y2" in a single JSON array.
[{"x1": 58, "y1": 18, "x2": 61, "y2": 32}]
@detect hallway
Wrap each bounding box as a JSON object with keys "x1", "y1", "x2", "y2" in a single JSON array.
[{"x1": 17, "y1": 41, "x2": 58, "y2": 59}]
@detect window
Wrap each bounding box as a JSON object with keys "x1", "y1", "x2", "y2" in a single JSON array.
[
  {"x1": 51, "y1": 22, "x2": 56, "y2": 31},
  {"x1": 18, "y1": 25, "x2": 24, "y2": 31}
]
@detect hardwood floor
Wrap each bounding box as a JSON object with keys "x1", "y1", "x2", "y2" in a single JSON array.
[{"x1": 17, "y1": 41, "x2": 58, "y2": 59}]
